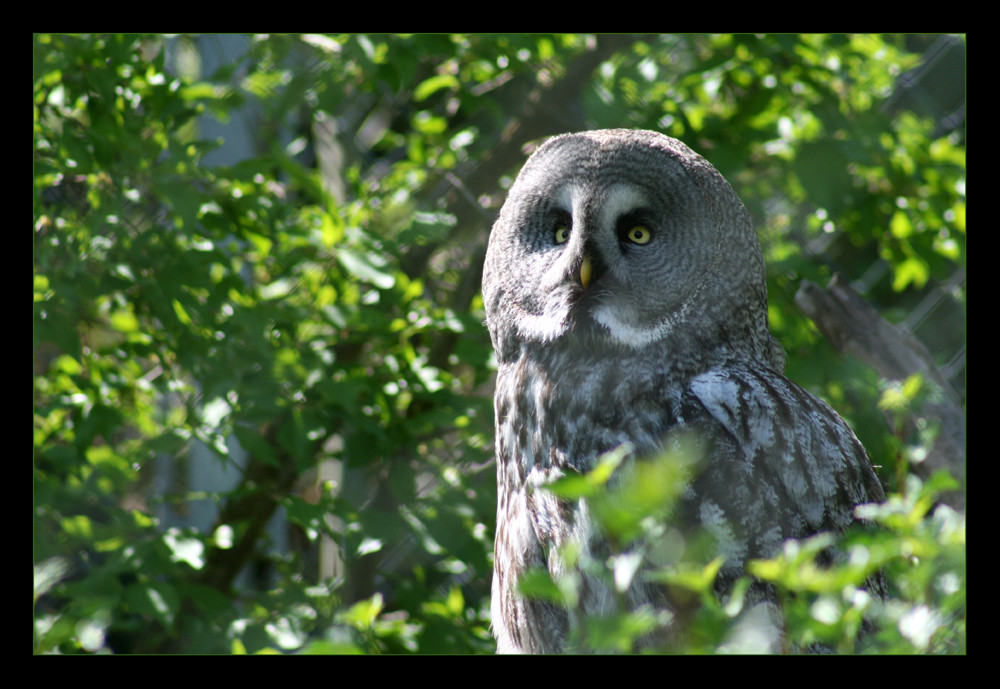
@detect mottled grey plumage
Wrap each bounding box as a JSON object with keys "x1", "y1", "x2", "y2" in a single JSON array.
[{"x1": 482, "y1": 129, "x2": 885, "y2": 653}]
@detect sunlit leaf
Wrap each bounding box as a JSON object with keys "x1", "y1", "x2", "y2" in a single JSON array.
[
  {"x1": 337, "y1": 248, "x2": 395, "y2": 289},
  {"x1": 339, "y1": 593, "x2": 384, "y2": 629},
  {"x1": 414, "y1": 74, "x2": 460, "y2": 102}
]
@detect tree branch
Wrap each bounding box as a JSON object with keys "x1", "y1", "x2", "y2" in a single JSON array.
[{"x1": 795, "y1": 273, "x2": 965, "y2": 507}]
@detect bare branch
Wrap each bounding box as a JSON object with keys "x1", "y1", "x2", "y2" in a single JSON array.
[{"x1": 796, "y1": 274, "x2": 965, "y2": 507}]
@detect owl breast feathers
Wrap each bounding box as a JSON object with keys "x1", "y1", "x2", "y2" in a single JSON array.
[{"x1": 482, "y1": 129, "x2": 885, "y2": 653}]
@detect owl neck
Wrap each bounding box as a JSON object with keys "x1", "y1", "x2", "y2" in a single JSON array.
[
  {"x1": 494, "y1": 340, "x2": 683, "y2": 480},
  {"x1": 493, "y1": 318, "x2": 780, "y2": 480}
]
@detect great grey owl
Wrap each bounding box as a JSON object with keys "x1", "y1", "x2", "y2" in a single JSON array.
[{"x1": 482, "y1": 129, "x2": 885, "y2": 653}]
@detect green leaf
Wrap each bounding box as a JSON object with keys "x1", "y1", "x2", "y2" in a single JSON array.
[
  {"x1": 516, "y1": 568, "x2": 567, "y2": 604},
  {"x1": 339, "y1": 593, "x2": 384, "y2": 629},
  {"x1": 163, "y1": 528, "x2": 205, "y2": 570},
  {"x1": 110, "y1": 309, "x2": 141, "y2": 333},
  {"x1": 546, "y1": 443, "x2": 630, "y2": 500},
  {"x1": 650, "y1": 556, "x2": 725, "y2": 594},
  {"x1": 337, "y1": 248, "x2": 395, "y2": 289},
  {"x1": 34, "y1": 557, "x2": 71, "y2": 602},
  {"x1": 125, "y1": 580, "x2": 180, "y2": 627},
  {"x1": 232, "y1": 425, "x2": 281, "y2": 467},
  {"x1": 298, "y1": 639, "x2": 364, "y2": 655},
  {"x1": 892, "y1": 255, "x2": 930, "y2": 291},
  {"x1": 414, "y1": 74, "x2": 460, "y2": 102},
  {"x1": 171, "y1": 299, "x2": 192, "y2": 326},
  {"x1": 890, "y1": 209, "x2": 913, "y2": 238}
]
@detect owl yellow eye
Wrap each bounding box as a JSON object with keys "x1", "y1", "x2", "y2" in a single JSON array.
[
  {"x1": 626, "y1": 226, "x2": 652, "y2": 244},
  {"x1": 554, "y1": 226, "x2": 570, "y2": 244}
]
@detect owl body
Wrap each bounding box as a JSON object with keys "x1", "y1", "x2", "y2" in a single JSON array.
[{"x1": 483, "y1": 130, "x2": 884, "y2": 653}]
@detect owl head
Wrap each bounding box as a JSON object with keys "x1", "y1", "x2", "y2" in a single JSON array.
[{"x1": 483, "y1": 129, "x2": 779, "y2": 373}]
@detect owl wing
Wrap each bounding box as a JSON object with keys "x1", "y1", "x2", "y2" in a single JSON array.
[{"x1": 678, "y1": 365, "x2": 885, "y2": 589}]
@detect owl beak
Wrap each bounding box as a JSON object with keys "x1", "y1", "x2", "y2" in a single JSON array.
[{"x1": 579, "y1": 256, "x2": 593, "y2": 289}]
